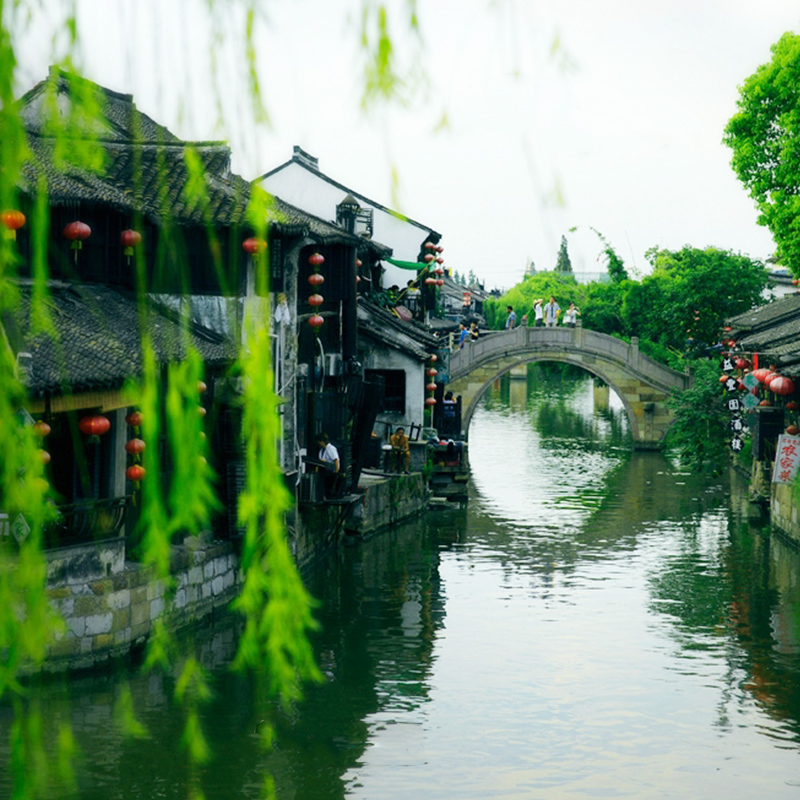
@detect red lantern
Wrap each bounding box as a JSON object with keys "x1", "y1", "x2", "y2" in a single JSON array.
[
  {"x1": 426, "y1": 382, "x2": 437, "y2": 392},
  {"x1": 770, "y1": 375, "x2": 795, "y2": 395},
  {"x1": 787, "y1": 401, "x2": 798, "y2": 411},
  {"x1": 752, "y1": 368, "x2": 773, "y2": 383},
  {"x1": 428, "y1": 354, "x2": 438, "y2": 362},
  {"x1": 426, "y1": 368, "x2": 438, "y2": 377},
  {"x1": 197, "y1": 381, "x2": 207, "y2": 394},
  {"x1": 64, "y1": 221, "x2": 91, "y2": 249},
  {"x1": 436, "y1": 257, "x2": 444, "y2": 264},
  {"x1": 125, "y1": 411, "x2": 143, "y2": 427},
  {"x1": 243, "y1": 237, "x2": 266, "y2": 255},
  {"x1": 197, "y1": 405, "x2": 207, "y2": 417},
  {"x1": 308, "y1": 294, "x2": 324, "y2": 307},
  {"x1": 308, "y1": 252, "x2": 324, "y2": 267},
  {"x1": 424, "y1": 254, "x2": 435, "y2": 262},
  {"x1": 735, "y1": 358, "x2": 750, "y2": 370},
  {"x1": 79, "y1": 415, "x2": 110, "y2": 436},
  {"x1": 356, "y1": 259, "x2": 362, "y2": 267},
  {"x1": 436, "y1": 246, "x2": 443, "y2": 253},
  {"x1": 424, "y1": 277, "x2": 436, "y2": 286},
  {"x1": 787, "y1": 425, "x2": 799, "y2": 435},
  {"x1": 424, "y1": 241, "x2": 435, "y2": 250},
  {"x1": 120, "y1": 229, "x2": 142, "y2": 256},
  {"x1": 309, "y1": 314, "x2": 325, "y2": 329},
  {"x1": 126, "y1": 464, "x2": 146, "y2": 481},
  {"x1": 125, "y1": 438, "x2": 146, "y2": 454},
  {"x1": 436, "y1": 279, "x2": 444, "y2": 286},
  {"x1": 1, "y1": 209, "x2": 25, "y2": 239},
  {"x1": 308, "y1": 273, "x2": 325, "y2": 287},
  {"x1": 33, "y1": 420, "x2": 51, "y2": 437},
  {"x1": 759, "y1": 399, "x2": 772, "y2": 406},
  {"x1": 40, "y1": 450, "x2": 51, "y2": 465},
  {"x1": 425, "y1": 397, "x2": 437, "y2": 406},
  {"x1": 719, "y1": 374, "x2": 728, "y2": 383}
]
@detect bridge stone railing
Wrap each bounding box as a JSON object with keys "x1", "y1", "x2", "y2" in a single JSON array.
[{"x1": 450, "y1": 326, "x2": 689, "y2": 394}]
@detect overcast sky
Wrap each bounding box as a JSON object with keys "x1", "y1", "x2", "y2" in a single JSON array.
[{"x1": 13, "y1": 0, "x2": 800, "y2": 291}]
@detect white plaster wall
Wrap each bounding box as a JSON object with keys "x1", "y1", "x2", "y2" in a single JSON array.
[
  {"x1": 260, "y1": 163, "x2": 437, "y2": 289},
  {"x1": 362, "y1": 343, "x2": 425, "y2": 432}
]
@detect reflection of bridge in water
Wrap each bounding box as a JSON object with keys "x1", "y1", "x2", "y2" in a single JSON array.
[{"x1": 446, "y1": 326, "x2": 691, "y2": 449}]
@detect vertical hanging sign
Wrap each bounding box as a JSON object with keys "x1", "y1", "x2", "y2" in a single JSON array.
[{"x1": 772, "y1": 434, "x2": 800, "y2": 484}]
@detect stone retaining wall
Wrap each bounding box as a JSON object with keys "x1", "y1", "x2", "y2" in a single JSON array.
[
  {"x1": 771, "y1": 482, "x2": 800, "y2": 547},
  {"x1": 43, "y1": 540, "x2": 240, "y2": 673}
]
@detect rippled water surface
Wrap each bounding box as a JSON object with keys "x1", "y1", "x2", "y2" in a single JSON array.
[{"x1": 4, "y1": 368, "x2": 800, "y2": 799}]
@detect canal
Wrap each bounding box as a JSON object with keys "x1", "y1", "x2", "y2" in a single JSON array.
[{"x1": 4, "y1": 365, "x2": 800, "y2": 799}]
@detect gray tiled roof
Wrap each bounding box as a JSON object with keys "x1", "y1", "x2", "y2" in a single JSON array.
[
  {"x1": 357, "y1": 299, "x2": 440, "y2": 360},
  {"x1": 727, "y1": 294, "x2": 800, "y2": 373},
  {"x1": 14, "y1": 68, "x2": 392, "y2": 254},
  {"x1": 7, "y1": 281, "x2": 235, "y2": 397}
]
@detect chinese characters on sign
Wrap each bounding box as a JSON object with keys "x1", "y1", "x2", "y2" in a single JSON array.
[{"x1": 772, "y1": 434, "x2": 800, "y2": 484}]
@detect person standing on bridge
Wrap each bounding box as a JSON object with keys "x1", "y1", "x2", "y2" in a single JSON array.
[
  {"x1": 505, "y1": 305, "x2": 516, "y2": 329},
  {"x1": 532, "y1": 299, "x2": 544, "y2": 327},
  {"x1": 563, "y1": 302, "x2": 580, "y2": 328},
  {"x1": 544, "y1": 296, "x2": 560, "y2": 327}
]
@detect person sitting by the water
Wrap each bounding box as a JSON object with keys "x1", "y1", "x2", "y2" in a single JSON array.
[
  {"x1": 316, "y1": 433, "x2": 339, "y2": 473},
  {"x1": 390, "y1": 426, "x2": 411, "y2": 474}
]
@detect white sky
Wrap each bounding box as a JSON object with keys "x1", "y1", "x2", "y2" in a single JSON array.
[{"x1": 12, "y1": 0, "x2": 800, "y2": 290}]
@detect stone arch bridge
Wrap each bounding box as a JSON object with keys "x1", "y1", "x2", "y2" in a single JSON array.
[{"x1": 446, "y1": 326, "x2": 691, "y2": 449}]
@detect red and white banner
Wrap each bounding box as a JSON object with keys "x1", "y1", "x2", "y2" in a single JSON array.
[{"x1": 772, "y1": 434, "x2": 800, "y2": 484}]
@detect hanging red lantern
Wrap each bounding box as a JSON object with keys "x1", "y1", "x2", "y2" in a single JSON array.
[
  {"x1": 126, "y1": 464, "x2": 146, "y2": 481},
  {"x1": 426, "y1": 367, "x2": 438, "y2": 377},
  {"x1": 759, "y1": 399, "x2": 772, "y2": 406},
  {"x1": 243, "y1": 237, "x2": 267, "y2": 255},
  {"x1": 197, "y1": 406, "x2": 207, "y2": 417},
  {"x1": 426, "y1": 382, "x2": 437, "y2": 392},
  {"x1": 309, "y1": 314, "x2": 325, "y2": 329},
  {"x1": 436, "y1": 279, "x2": 444, "y2": 286},
  {"x1": 197, "y1": 381, "x2": 207, "y2": 394},
  {"x1": 770, "y1": 375, "x2": 795, "y2": 395},
  {"x1": 120, "y1": 229, "x2": 142, "y2": 256},
  {"x1": 428, "y1": 354, "x2": 438, "y2": 362},
  {"x1": 79, "y1": 415, "x2": 110, "y2": 436},
  {"x1": 436, "y1": 246, "x2": 443, "y2": 253},
  {"x1": 735, "y1": 358, "x2": 750, "y2": 370},
  {"x1": 33, "y1": 420, "x2": 51, "y2": 437},
  {"x1": 40, "y1": 450, "x2": 51, "y2": 465},
  {"x1": 356, "y1": 259, "x2": 362, "y2": 267},
  {"x1": 752, "y1": 368, "x2": 773, "y2": 383},
  {"x1": 1, "y1": 209, "x2": 25, "y2": 239},
  {"x1": 787, "y1": 425, "x2": 799, "y2": 435},
  {"x1": 308, "y1": 294, "x2": 324, "y2": 307},
  {"x1": 125, "y1": 410, "x2": 143, "y2": 427},
  {"x1": 308, "y1": 252, "x2": 324, "y2": 267},
  {"x1": 125, "y1": 438, "x2": 146, "y2": 455},
  {"x1": 436, "y1": 257, "x2": 444, "y2": 264},
  {"x1": 424, "y1": 254, "x2": 435, "y2": 262},
  {"x1": 719, "y1": 375, "x2": 728, "y2": 383},
  {"x1": 424, "y1": 241, "x2": 435, "y2": 250},
  {"x1": 308, "y1": 273, "x2": 325, "y2": 287},
  {"x1": 425, "y1": 397, "x2": 437, "y2": 406},
  {"x1": 64, "y1": 221, "x2": 91, "y2": 249},
  {"x1": 787, "y1": 401, "x2": 798, "y2": 411},
  {"x1": 424, "y1": 277, "x2": 436, "y2": 286}
]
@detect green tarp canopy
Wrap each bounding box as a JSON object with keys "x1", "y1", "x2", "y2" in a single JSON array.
[{"x1": 385, "y1": 257, "x2": 425, "y2": 271}]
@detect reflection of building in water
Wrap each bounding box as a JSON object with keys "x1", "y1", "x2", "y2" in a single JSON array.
[{"x1": 509, "y1": 375, "x2": 527, "y2": 411}]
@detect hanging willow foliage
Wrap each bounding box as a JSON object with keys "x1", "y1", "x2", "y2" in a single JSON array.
[{"x1": 0, "y1": 2, "x2": 424, "y2": 798}]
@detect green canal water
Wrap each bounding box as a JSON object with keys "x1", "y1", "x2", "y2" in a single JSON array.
[{"x1": 4, "y1": 366, "x2": 800, "y2": 799}]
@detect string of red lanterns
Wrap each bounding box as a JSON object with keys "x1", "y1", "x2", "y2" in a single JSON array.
[{"x1": 308, "y1": 252, "x2": 325, "y2": 330}]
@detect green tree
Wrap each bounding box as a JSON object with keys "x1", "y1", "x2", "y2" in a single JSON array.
[
  {"x1": 623, "y1": 246, "x2": 768, "y2": 353},
  {"x1": 666, "y1": 359, "x2": 731, "y2": 473},
  {"x1": 724, "y1": 31, "x2": 800, "y2": 271},
  {"x1": 555, "y1": 235, "x2": 573, "y2": 273}
]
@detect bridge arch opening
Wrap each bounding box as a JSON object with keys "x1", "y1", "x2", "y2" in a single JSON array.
[{"x1": 460, "y1": 357, "x2": 638, "y2": 443}]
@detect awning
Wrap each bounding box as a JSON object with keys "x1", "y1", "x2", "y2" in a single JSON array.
[{"x1": 385, "y1": 257, "x2": 426, "y2": 271}]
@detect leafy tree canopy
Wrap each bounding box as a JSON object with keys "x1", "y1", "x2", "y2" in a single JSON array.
[{"x1": 724, "y1": 31, "x2": 800, "y2": 271}]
